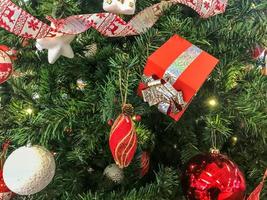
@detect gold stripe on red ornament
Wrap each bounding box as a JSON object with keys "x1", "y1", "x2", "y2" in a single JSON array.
[
  {"x1": 109, "y1": 114, "x2": 137, "y2": 168},
  {"x1": 115, "y1": 125, "x2": 137, "y2": 167}
]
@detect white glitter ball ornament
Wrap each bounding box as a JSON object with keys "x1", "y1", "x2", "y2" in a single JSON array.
[
  {"x1": 3, "y1": 145, "x2": 56, "y2": 195},
  {"x1": 103, "y1": 164, "x2": 124, "y2": 184}
]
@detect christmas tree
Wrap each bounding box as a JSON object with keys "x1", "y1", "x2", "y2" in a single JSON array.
[{"x1": 0, "y1": 0, "x2": 266, "y2": 199}]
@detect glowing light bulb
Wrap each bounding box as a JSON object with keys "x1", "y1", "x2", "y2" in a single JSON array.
[
  {"x1": 25, "y1": 108, "x2": 33, "y2": 115},
  {"x1": 208, "y1": 98, "x2": 218, "y2": 107}
]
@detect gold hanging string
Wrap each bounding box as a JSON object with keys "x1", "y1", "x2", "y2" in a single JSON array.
[
  {"x1": 123, "y1": 69, "x2": 130, "y2": 105},
  {"x1": 119, "y1": 68, "x2": 130, "y2": 106},
  {"x1": 211, "y1": 130, "x2": 217, "y2": 150},
  {"x1": 119, "y1": 69, "x2": 124, "y2": 106}
]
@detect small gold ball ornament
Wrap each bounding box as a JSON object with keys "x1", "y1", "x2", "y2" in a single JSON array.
[{"x1": 230, "y1": 136, "x2": 238, "y2": 146}]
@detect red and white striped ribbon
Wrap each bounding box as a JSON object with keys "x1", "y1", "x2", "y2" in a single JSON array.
[{"x1": 0, "y1": 0, "x2": 228, "y2": 39}]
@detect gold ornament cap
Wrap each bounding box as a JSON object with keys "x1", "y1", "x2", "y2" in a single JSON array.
[
  {"x1": 210, "y1": 148, "x2": 220, "y2": 154},
  {"x1": 230, "y1": 136, "x2": 238, "y2": 146}
]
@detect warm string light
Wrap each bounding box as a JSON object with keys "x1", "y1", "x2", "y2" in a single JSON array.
[
  {"x1": 25, "y1": 108, "x2": 33, "y2": 115},
  {"x1": 208, "y1": 98, "x2": 218, "y2": 107},
  {"x1": 76, "y1": 79, "x2": 88, "y2": 91}
]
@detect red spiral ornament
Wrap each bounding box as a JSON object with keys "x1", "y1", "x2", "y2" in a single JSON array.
[{"x1": 109, "y1": 114, "x2": 137, "y2": 168}]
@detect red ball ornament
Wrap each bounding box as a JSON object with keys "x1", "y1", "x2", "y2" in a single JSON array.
[
  {"x1": 107, "y1": 119, "x2": 114, "y2": 126},
  {"x1": 181, "y1": 152, "x2": 246, "y2": 200},
  {"x1": 0, "y1": 49, "x2": 13, "y2": 85},
  {"x1": 133, "y1": 114, "x2": 142, "y2": 122},
  {"x1": 0, "y1": 171, "x2": 12, "y2": 200},
  {"x1": 109, "y1": 114, "x2": 137, "y2": 168}
]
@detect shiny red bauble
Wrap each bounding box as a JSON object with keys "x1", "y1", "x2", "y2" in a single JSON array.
[
  {"x1": 107, "y1": 119, "x2": 114, "y2": 126},
  {"x1": 132, "y1": 115, "x2": 142, "y2": 122},
  {"x1": 181, "y1": 152, "x2": 246, "y2": 200}
]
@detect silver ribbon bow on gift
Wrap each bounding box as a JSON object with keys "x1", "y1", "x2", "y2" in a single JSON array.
[{"x1": 141, "y1": 76, "x2": 187, "y2": 115}]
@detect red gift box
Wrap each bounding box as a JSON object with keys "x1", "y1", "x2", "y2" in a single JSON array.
[{"x1": 138, "y1": 35, "x2": 219, "y2": 121}]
